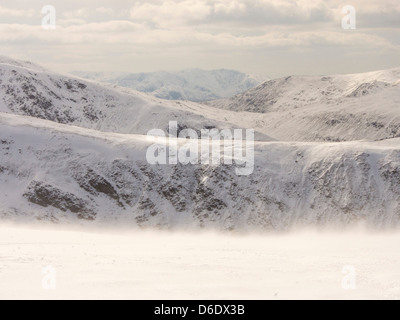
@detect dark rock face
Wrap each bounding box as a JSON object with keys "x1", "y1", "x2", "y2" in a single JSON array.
[
  {"x1": 347, "y1": 81, "x2": 390, "y2": 98},
  {"x1": 23, "y1": 181, "x2": 96, "y2": 220},
  {"x1": 380, "y1": 151, "x2": 400, "y2": 217},
  {"x1": 73, "y1": 168, "x2": 123, "y2": 207},
  {"x1": 0, "y1": 68, "x2": 105, "y2": 126},
  {"x1": 0, "y1": 116, "x2": 397, "y2": 230},
  {"x1": 4, "y1": 139, "x2": 400, "y2": 230}
]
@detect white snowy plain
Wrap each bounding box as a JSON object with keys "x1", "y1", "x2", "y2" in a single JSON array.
[{"x1": 0, "y1": 224, "x2": 400, "y2": 300}]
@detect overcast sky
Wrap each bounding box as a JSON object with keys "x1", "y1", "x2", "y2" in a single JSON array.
[{"x1": 0, "y1": 0, "x2": 399, "y2": 78}]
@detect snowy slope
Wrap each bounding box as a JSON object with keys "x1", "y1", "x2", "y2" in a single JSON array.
[
  {"x1": 72, "y1": 69, "x2": 263, "y2": 102},
  {"x1": 0, "y1": 60, "x2": 259, "y2": 137},
  {"x1": 0, "y1": 55, "x2": 48, "y2": 73},
  {"x1": 210, "y1": 68, "x2": 400, "y2": 112},
  {"x1": 3, "y1": 58, "x2": 400, "y2": 142},
  {"x1": 209, "y1": 68, "x2": 400, "y2": 141},
  {"x1": 0, "y1": 57, "x2": 399, "y2": 230},
  {"x1": 0, "y1": 113, "x2": 399, "y2": 230}
]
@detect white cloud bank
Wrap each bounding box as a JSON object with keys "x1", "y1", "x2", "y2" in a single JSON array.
[{"x1": 0, "y1": 0, "x2": 398, "y2": 77}]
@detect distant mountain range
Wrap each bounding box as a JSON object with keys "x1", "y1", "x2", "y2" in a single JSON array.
[{"x1": 71, "y1": 69, "x2": 265, "y2": 102}]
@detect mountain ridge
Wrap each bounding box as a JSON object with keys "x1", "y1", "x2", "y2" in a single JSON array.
[
  {"x1": 207, "y1": 66, "x2": 400, "y2": 142},
  {"x1": 209, "y1": 67, "x2": 400, "y2": 112},
  {"x1": 72, "y1": 69, "x2": 265, "y2": 102},
  {"x1": 0, "y1": 57, "x2": 399, "y2": 230}
]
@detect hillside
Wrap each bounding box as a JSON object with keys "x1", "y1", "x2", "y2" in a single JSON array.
[
  {"x1": 208, "y1": 68, "x2": 400, "y2": 142},
  {"x1": 0, "y1": 112, "x2": 399, "y2": 230},
  {"x1": 0, "y1": 59, "x2": 255, "y2": 137},
  {"x1": 0, "y1": 57, "x2": 399, "y2": 230}
]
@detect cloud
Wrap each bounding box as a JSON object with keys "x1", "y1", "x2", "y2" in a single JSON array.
[
  {"x1": 62, "y1": 9, "x2": 89, "y2": 20},
  {"x1": 57, "y1": 19, "x2": 88, "y2": 27},
  {"x1": 96, "y1": 7, "x2": 115, "y2": 15},
  {"x1": 130, "y1": 1, "x2": 212, "y2": 26},
  {"x1": 130, "y1": 0, "x2": 334, "y2": 27},
  {"x1": 0, "y1": 0, "x2": 398, "y2": 77},
  {"x1": 0, "y1": 6, "x2": 36, "y2": 17},
  {"x1": 0, "y1": 20, "x2": 396, "y2": 53}
]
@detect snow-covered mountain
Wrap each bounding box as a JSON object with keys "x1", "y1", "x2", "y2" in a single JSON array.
[
  {"x1": 0, "y1": 57, "x2": 399, "y2": 230},
  {"x1": 209, "y1": 69, "x2": 400, "y2": 142},
  {"x1": 0, "y1": 55, "x2": 48, "y2": 73},
  {"x1": 0, "y1": 59, "x2": 259, "y2": 137},
  {"x1": 0, "y1": 113, "x2": 399, "y2": 230},
  {"x1": 72, "y1": 69, "x2": 264, "y2": 102}
]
